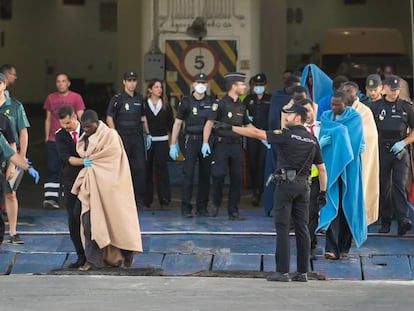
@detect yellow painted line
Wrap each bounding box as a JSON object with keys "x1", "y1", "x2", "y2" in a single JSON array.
[{"x1": 5, "y1": 221, "x2": 34, "y2": 226}]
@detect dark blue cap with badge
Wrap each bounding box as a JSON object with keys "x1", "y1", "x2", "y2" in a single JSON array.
[
  {"x1": 194, "y1": 73, "x2": 208, "y2": 83},
  {"x1": 224, "y1": 72, "x2": 246, "y2": 84},
  {"x1": 383, "y1": 75, "x2": 400, "y2": 90},
  {"x1": 282, "y1": 104, "x2": 308, "y2": 121},
  {"x1": 123, "y1": 71, "x2": 138, "y2": 80},
  {"x1": 252, "y1": 73, "x2": 267, "y2": 85}
]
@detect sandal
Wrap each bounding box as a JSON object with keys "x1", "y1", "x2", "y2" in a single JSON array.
[
  {"x1": 78, "y1": 262, "x2": 95, "y2": 271},
  {"x1": 324, "y1": 252, "x2": 338, "y2": 260}
]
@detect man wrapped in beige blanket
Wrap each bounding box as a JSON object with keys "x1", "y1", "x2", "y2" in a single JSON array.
[{"x1": 72, "y1": 110, "x2": 142, "y2": 270}]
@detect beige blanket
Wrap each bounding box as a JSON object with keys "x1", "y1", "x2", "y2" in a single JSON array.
[
  {"x1": 72, "y1": 121, "x2": 142, "y2": 253},
  {"x1": 352, "y1": 100, "x2": 379, "y2": 225}
]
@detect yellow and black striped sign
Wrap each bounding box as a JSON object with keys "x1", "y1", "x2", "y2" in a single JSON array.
[{"x1": 165, "y1": 40, "x2": 237, "y2": 99}]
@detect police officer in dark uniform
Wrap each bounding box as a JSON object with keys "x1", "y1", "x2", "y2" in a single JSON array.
[
  {"x1": 169, "y1": 73, "x2": 215, "y2": 217},
  {"x1": 218, "y1": 104, "x2": 327, "y2": 282},
  {"x1": 370, "y1": 75, "x2": 414, "y2": 235},
  {"x1": 244, "y1": 73, "x2": 271, "y2": 206},
  {"x1": 202, "y1": 72, "x2": 252, "y2": 220},
  {"x1": 106, "y1": 71, "x2": 151, "y2": 209}
]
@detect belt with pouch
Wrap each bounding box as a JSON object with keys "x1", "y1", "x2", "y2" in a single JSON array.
[
  {"x1": 185, "y1": 134, "x2": 203, "y2": 140},
  {"x1": 267, "y1": 169, "x2": 311, "y2": 185},
  {"x1": 216, "y1": 136, "x2": 242, "y2": 144}
]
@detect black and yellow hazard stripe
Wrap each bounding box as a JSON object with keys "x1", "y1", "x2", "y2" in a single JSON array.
[{"x1": 165, "y1": 40, "x2": 237, "y2": 99}]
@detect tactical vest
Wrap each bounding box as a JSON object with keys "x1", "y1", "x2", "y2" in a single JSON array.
[
  {"x1": 114, "y1": 93, "x2": 144, "y2": 133},
  {"x1": 214, "y1": 98, "x2": 246, "y2": 138},
  {"x1": 185, "y1": 95, "x2": 212, "y2": 134},
  {"x1": 375, "y1": 100, "x2": 409, "y2": 141}
]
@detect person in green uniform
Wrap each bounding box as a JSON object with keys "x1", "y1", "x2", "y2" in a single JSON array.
[{"x1": 0, "y1": 132, "x2": 39, "y2": 246}]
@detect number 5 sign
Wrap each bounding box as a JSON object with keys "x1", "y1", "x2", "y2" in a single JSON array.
[{"x1": 179, "y1": 42, "x2": 219, "y2": 81}]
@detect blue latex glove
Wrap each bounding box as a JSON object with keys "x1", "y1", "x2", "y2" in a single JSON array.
[
  {"x1": 390, "y1": 140, "x2": 406, "y2": 155},
  {"x1": 169, "y1": 144, "x2": 180, "y2": 160},
  {"x1": 83, "y1": 158, "x2": 93, "y2": 167},
  {"x1": 318, "y1": 135, "x2": 332, "y2": 148},
  {"x1": 261, "y1": 140, "x2": 271, "y2": 149},
  {"x1": 201, "y1": 143, "x2": 211, "y2": 158},
  {"x1": 27, "y1": 167, "x2": 40, "y2": 184},
  {"x1": 359, "y1": 142, "x2": 366, "y2": 153},
  {"x1": 247, "y1": 115, "x2": 253, "y2": 122},
  {"x1": 145, "y1": 134, "x2": 152, "y2": 151}
]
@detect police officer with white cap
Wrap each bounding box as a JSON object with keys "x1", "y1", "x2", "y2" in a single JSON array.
[
  {"x1": 106, "y1": 71, "x2": 151, "y2": 209},
  {"x1": 202, "y1": 72, "x2": 252, "y2": 220},
  {"x1": 243, "y1": 73, "x2": 271, "y2": 206},
  {"x1": 370, "y1": 75, "x2": 414, "y2": 235},
  {"x1": 169, "y1": 73, "x2": 215, "y2": 217}
]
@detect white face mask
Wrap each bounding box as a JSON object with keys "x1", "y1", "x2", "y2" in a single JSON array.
[{"x1": 194, "y1": 83, "x2": 207, "y2": 94}]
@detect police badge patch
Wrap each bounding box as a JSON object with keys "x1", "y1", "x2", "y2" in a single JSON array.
[
  {"x1": 212, "y1": 103, "x2": 218, "y2": 111},
  {"x1": 273, "y1": 130, "x2": 282, "y2": 134}
]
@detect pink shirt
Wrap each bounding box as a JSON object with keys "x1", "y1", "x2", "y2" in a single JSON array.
[{"x1": 43, "y1": 91, "x2": 85, "y2": 141}]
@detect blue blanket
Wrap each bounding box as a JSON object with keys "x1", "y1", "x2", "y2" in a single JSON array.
[
  {"x1": 317, "y1": 107, "x2": 367, "y2": 248},
  {"x1": 300, "y1": 64, "x2": 332, "y2": 104}
]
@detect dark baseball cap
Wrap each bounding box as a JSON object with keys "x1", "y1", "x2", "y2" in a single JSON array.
[
  {"x1": 123, "y1": 71, "x2": 138, "y2": 80},
  {"x1": 383, "y1": 75, "x2": 400, "y2": 90},
  {"x1": 194, "y1": 73, "x2": 208, "y2": 83},
  {"x1": 224, "y1": 72, "x2": 246, "y2": 83},
  {"x1": 365, "y1": 74, "x2": 382, "y2": 90},
  {"x1": 282, "y1": 104, "x2": 308, "y2": 120},
  {"x1": 252, "y1": 73, "x2": 267, "y2": 85}
]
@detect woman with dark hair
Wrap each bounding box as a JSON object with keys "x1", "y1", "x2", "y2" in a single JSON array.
[{"x1": 144, "y1": 79, "x2": 174, "y2": 208}]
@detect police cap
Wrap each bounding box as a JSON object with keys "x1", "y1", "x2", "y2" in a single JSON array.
[
  {"x1": 252, "y1": 73, "x2": 267, "y2": 85},
  {"x1": 0, "y1": 73, "x2": 5, "y2": 82},
  {"x1": 224, "y1": 72, "x2": 246, "y2": 84},
  {"x1": 365, "y1": 74, "x2": 382, "y2": 90},
  {"x1": 123, "y1": 71, "x2": 138, "y2": 80},
  {"x1": 194, "y1": 73, "x2": 208, "y2": 83},
  {"x1": 282, "y1": 104, "x2": 308, "y2": 121},
  {"x1": 383, "y1": 75, "x2": 400, "y2": 90}
]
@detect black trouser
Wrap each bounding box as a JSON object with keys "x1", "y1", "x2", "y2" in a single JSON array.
[
  {"x1": 246, "y1": 137, "x2": 266, "y2": 197},
  {"x1": 64, "y1": 183, "x2": 85, "y2": 260},
  {"x1": 211, "y1": 142, "x2": 243, "y2": 215},
  {"x1": 274, "y1": 179, "x2": 310, "y2": 273},
  {"x1": 0, "y1": 212, "x2": 4, "y2": 245},
  {"x1": 119, "y1": 133, "x2": 146, "y2": 205},
  {"x1": 82, "y1": 211, "x2": 104, "y2": 267},
  {"x1": 325, "y1": 179, "x2": 352, "y2": 257},
  {"x1": 379, "y1": 146, "x2": 410, "y2": 224},
  {"x1": 309, "y1": 177, "x2": 320, "y2": 249},
  {"x1": 45, "y1": 141, "x2": 62, "y2": 203},
  {"x1": 181, "y1": 137, "x2": 211, "y2": 213},
  {"x1": 145, "y1": 140, "x2": 171, "y2": 205},
  {"x1": 0, "y1": 181, "x2": 5, "y2": 244}
]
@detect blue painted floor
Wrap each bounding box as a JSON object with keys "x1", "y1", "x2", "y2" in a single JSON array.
[{"x1": 1, "y1": 199, "x2": 413, "y2": 279}]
